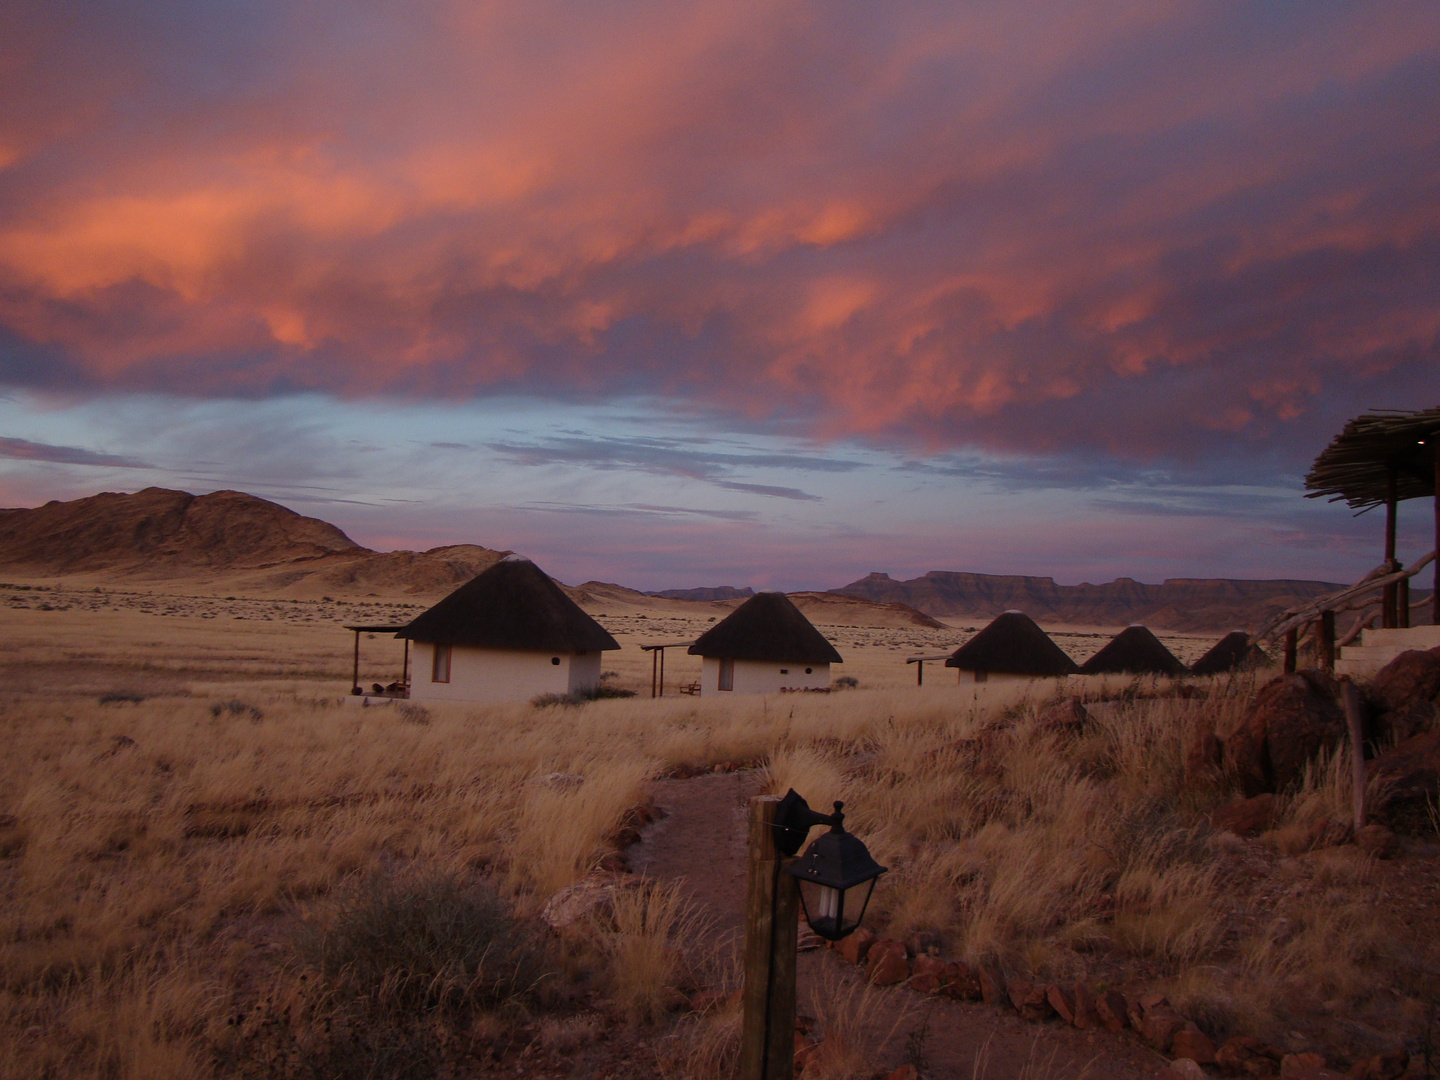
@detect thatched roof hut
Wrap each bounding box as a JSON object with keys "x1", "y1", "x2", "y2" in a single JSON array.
[
  {"x1": 1190, "y1": 630, "x2": 1268, "y2": 676},
  {"x1": 398, "y1": 555, "x2": 618, "y2": 652},
  {"x1": 1079, "y1": 624, "x2": 1186, "y2": 676},
  {"x1": 943, "y1": 611, "x2": 1078, "y2": 677},
  {"x1": 689, "y1": 592, "x2": 842, "y2": 664}
]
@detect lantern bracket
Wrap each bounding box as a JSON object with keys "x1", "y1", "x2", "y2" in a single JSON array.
[{"x1": 771, "y1": 788, "x2": 845, "y2": 856}]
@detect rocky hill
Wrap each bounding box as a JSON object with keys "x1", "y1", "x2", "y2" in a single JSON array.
[
  {"x1": 833, "y1": 570, "x2": 1349, "y2": 633},
  {"x1": 0, "y1": 488, "x2": 508, "y2": 597}
]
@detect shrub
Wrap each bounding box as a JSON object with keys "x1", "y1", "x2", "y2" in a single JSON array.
[{"x1": 298, "y1": 869, "x2": 549, "y2": 1013}]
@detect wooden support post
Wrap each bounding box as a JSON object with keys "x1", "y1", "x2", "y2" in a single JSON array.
[
  {"x1": 660, "y1": 647, "x2": 666, "y2": 697},
  {"x1": 651, "y1": 648, "x2": 658, "y2": 699},
  {"x1": 1340, "y1": 678, "x2": 1366, "y2": 831},
  {"x1": 739, "y1": 795, "x2": 799, "y2": 1080},
  {"x1": 916, "y1": 660, "x2": 923, "y2": 687},
  {"x1": 1318, "y1": 610, "x2": 1335, "y2": 672},
  {"x1": 402, "y1": 639, "x2": 410, "y2": 690},
  {"x1": 1434, "y1": 439, "x2": 1439, "y2": 627},
  {"x1": 1398, "y1": 576, "x2": 1410, "y2": 629},
  {"x1": 1383, "y1": 468, "x2": 1398, "y2": 628},
  {"x1": 1283, "y1": 626, "x2": 1298, "y2": 674},
  {"x1": 351, "y1": 630, "x2": 361, "y2": 693}
]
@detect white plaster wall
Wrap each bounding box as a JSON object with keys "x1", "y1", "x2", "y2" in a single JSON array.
[
  {"x1": 567, "y1": 650, "x2": 603, "y2": 695},
  {"x1": 699, "y1": 656, "x2": 831, "y2": 696},
  {"x1": 951, "y1": 669, "x2": 1069, "y2": 688},
  {"x1": 409, "y1": 642, "x2": 596, "y2": 704}
]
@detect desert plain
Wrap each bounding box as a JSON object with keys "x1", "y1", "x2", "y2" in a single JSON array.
[{"x1": 2, "y1": 563, "x2": 1438, "y2": 1080}]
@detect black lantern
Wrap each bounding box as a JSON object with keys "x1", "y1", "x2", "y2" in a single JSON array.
[{"x1": 772, "y1": 789, "x2": 886, "y2": 941}]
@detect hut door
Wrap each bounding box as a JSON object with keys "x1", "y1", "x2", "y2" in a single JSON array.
[{"x1": 718, "y1": 658, "x2": 734, "y2": 691}]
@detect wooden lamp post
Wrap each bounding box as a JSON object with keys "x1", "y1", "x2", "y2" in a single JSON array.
[{"x1": 739, "y1": 790, "x2": 886, "y2": 1080}]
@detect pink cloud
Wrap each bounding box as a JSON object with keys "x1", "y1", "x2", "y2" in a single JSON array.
[{"x1": 0, "y1": 1, "x2": 1436, "y2": 463}]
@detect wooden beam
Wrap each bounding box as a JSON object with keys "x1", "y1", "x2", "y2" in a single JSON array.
[
  {"x1": 1318, "y1": 610, "x2": 1335, "y2": 672},
  {"x1": 1384, "y1": 467, "x2": 1398, "y2": 628},
  {"x1": 739, "y1": 795, "x2": 798, "y2": 1080},
  {"x1": 1341, "y1": 678, "x2": 1366, "y2": 831}
]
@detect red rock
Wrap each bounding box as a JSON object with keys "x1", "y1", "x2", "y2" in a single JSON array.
[
  {"x1": 1366, "y1": 729, "x2": 1440, "y2": 832},
  {"x1": 905, "y1": 930, "x2": 942, "y2": 957},
  {"x1": 1007, "y1": 978, "x2": 1053, "y2": 1021},
  {"x1": 1369, "y1": 648, "x2": 1440, "y2": 713},
  {"x1": 1210, "y1": 793, "x2": 1278, "y2": 837},
  {"x1": 1227, "y1": 672, "x2": 1346, "y2": 795},
  {"x1": 977, "y1": 962, "x2": 1009, "y2": 1008},
  {"x1": 1356, "y1": 823, "x2": 1398, "y2": 858},
  {"x1": 1282, "y1": 1054, "x2": 1327, "y2": 1079},
  {"x1": 1046, "y1": 984, "x2": 1076, "y2": 1024},
  {"x1": 1347, "y1": 1049, "x2": 1408, "y2": 1080},
  {"x1": 1140, "y1": 1007, "x2": 1187, "y2": 1052},
  {"x1": 1218, "y1": 1037, "x2": 1280, "y2": 1076},
  {"x1": 884, "y1": 1067, "x2": 919, "y2": 1080},
  {"x1": 939, "y1": 961, "x2": 983, "y2": 1001},
  {"x1": 837, "y1": 926, "x2": 876, "y2": 965},
  {"x1": 907, "y1": 954, "x2": 955, "y2": 994},
  {"x1": 1071, "y1": 982, "x2": 1098, "y2": 1029},
  {"x1": 1094, "y1": 989, "x2": 1128, "y2": 1032},
  {"x1": 866, "y1": 939, "x2": 911, "y2": 986},
  {"x1": 1171, "y1": 1024, "x2": 1217, "y2": 1065}
]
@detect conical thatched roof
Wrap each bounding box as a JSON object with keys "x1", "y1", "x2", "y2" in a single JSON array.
[
  {"x1": 398, "y1": 555, "x2": 619, "y2": 652},
  {"x1": 943, "y1": 611, "x2": 1078, "y2": 676},
  {"x1": 1079, "y1": 624, "x2": 1186, "y2": 676},
  {"x1": 688, "y1": 592, "x2": 843, "y2": 664},
  {"x1": 1190, "y1": 631, "x2": 1268, "y2": 676}
]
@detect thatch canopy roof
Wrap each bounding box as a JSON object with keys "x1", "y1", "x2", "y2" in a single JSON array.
[
  {"x1": 688, "y1": 592, "x2": 842, "y2": 664},
  {"x1": 1305, "y1": 406, "x2": 1440, "y2": 510},
  {"x1": 398, "y1": 555, "x2": 619, "y2": 652},
  {"x1": 943, "y1": 611, "x2": 1078, "y2": 676},
  {"x1": 1190, "y1": 630, "x2": 1268, "y2": 676},
  {"x1": 1079, "y1": 624, "x2": 1187, "y2": 676}
]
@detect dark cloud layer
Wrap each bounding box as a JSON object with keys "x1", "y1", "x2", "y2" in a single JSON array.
[
  {"x1": 0, "y1": 0, "x2": 1436, "y2": 476},
  {"x1": 0, "y1": 436, "x2": 151, "y2": 468}
]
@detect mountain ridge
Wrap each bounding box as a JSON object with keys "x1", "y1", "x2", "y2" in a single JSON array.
[
  {"x1": 831, "y1": 570, "x2": 1350, "y2": 633},
  {"x1": 0, "y1": 487, "x2": 1361, "y2": 630}
]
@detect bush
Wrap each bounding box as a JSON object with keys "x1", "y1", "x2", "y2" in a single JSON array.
[
  {"x1": 210, "y1": 699, "x2": 263, "y2": 721},
  {"x1": 299, "y1": 870, "x2": 550, "y2": 1013},
  {"x1": 532, "y1": 685, "x2": 638, "y2": 707}
]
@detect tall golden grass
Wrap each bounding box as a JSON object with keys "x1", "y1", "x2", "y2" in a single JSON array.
[{"x1": 0, "y1": 603, "x2": 1433, "y2": 1075}]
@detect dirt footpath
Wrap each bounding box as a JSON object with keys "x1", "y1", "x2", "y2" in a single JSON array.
[{"x1": 631, "y1": 771, "x2": 1171, "y2": 1080}]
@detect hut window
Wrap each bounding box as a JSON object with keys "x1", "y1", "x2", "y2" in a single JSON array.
[
  {"x1": 551, "y1": 656, "x2": 561, "y2": 665},
  {"x1": 780, "y1": 668, "x2": 789, "y2": 675},
  {"x1": 805, "y1": 668, "x2": 812, "y2": 674},
  {"x1": 432, "y1": 644, "x2": 452, "y2": 683},
  {"x1": 718, "y1": 658, "x2": 734, "y2": 691},
  {"x1": 975, "y1": 669, "x2": 988, "y2": 684}
]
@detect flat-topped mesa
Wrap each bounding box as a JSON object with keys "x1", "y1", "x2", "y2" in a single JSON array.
[{"x1": 832, "y1": 570, "x2": 1344, "y2": 633}]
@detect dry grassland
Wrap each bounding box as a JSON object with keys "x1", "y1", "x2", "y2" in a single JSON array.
[{"x1": 1, "y1": 587, "x2": 1434, "y2": 1078}]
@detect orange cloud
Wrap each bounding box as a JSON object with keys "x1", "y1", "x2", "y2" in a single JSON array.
[{"x1": 0, "y1": 0, "x2": 1435, "y2": 461}]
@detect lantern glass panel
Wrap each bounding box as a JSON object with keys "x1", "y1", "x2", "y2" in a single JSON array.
[{"x1": 795, "y1": 876, "x2": 878, "y2": 940}]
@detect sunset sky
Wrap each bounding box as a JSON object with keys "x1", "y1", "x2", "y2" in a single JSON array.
[{"x1": 1, "y1": 1, "x2": 1437, "y2": 590}]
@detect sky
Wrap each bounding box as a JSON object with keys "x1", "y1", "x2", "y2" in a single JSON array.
[{"x1": 1, "y1": 1, "x2": 1437, "y2": 590}]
